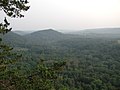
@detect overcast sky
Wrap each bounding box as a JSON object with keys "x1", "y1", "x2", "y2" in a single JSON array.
[{"x1": 1, "y1": 0, "x2": 120, "y2": 32}]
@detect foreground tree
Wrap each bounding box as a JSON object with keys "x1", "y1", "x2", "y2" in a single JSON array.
[
  {"x1": 0, "y1": 0, "x2": 29, "y2": 33},
  {"x1": 0, "y1": 1, "x2": 66, "y2": 90},
  {"x1": 0, "y1": 0, "x2": 29, "y2": 89}
]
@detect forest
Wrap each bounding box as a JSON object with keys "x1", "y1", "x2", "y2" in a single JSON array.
[
  {"x1": 1, "y1": 28, "x2": 120, "y2": 90},
  {"x1": 0, "y1": 0, "x2": 120, "y2": 90}
]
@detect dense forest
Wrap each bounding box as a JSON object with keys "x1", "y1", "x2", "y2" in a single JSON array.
[
  {"x1": 1, "y1": 28, "x2": 120, "y2": 90},
  {"x1": 0, "y1": 1, "x2": 120, "y2": 90}
]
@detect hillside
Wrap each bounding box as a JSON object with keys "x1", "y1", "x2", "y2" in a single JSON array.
[
  {"x1": 74, "y1": 28, "x2": 120, "y2": 34},
  {"x1": 13, "y1": 31, "x2": 32, "y2": 35},
  {"x1": 3, "y1": 28, "x2": 120, "y2": 47},
  {"x1": 24, "y1": 29, "x2": 68, "y2": 45},
  {"x1": 2, "y1": 32, "x2": 26, "y2": 46},
  {"x1": 88, "y1": 28, "x2": 120, "y2": 34},
  {"x1": 72, "y1": 28, "x2": 120, "y2": 38},
  {"x1": 1, "y1": 28, "x2": 120, "y2": 90}
]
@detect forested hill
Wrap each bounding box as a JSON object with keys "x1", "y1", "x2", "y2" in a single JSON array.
[
  {"x1": 3, "y1": 29, "x2": 79, "y2": 46},
  {"x1": 71, "y1": 28, "x2": 120, "y2": 38},
  {"x1": 2, "y1": 31, "x2": 26, "y2": 46},
  {"x1": 2, "y1": 28, "x2": 120, "y2": 90},
  {"x1": 24, "y1": 29, "x2": 67, "y2": 45},
  {"x1": 3, "y1": 29, "x2": 65, "y2": 45},
  {"x1": 13, "y1": 31, "x2": 32, "y2": 35},
  {"x1": 4, "y1": 28, "x2": 120, "y2": 46},
  {"x1": 73, "y1": 28, "x2": 120, "y2": 34}
]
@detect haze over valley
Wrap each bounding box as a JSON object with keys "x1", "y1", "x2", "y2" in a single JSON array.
[
  {"x1": 1, "y1": 27, "x2": 120, "y2": 89},
  {"x1": 1, "y1": 0, "x2": 120, "y2": 90}
]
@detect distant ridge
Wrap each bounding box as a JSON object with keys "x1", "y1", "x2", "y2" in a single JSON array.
[
  {"x1": 13, "y1": 31, "x2": 33, "y2": 35},
  {"x1": 3, "y1": 28, "x2": 120, "y2": 46},
  {"x1": 30, "y1": 29, "x2": 62, "y2": 35},
  {"x1": 73, "y1": 28, "x2": 120, "y2": 34},
  {"x1": 3, "y1": 31, "x2": 25, "y2": 46},
  {"x1": 2, "y1": 29, "x2": 67, "y2": 46},
  {"x1": 24, "y1": 29, "x2": 66, "y2": 45}
]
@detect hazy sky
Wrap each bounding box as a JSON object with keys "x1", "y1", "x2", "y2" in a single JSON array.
[{"x1": 1, "y1": 0, "x2": 120, "y2": 31}]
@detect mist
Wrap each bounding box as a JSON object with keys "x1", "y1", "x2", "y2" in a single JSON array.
[{"x1": 0, "y1": 0, "x2": 120, "y2": 32}]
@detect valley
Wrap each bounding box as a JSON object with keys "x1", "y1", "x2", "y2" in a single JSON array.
[{"x1": 2, "y1": 28, "x2": 120, "y2": 90}]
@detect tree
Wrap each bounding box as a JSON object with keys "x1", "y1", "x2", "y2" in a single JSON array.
[
  {"x1": 0, "y1": 1, "x2": 66, "y2": 90},
  {"x1": 0, "y1": 0, "x2": 29, "y2": 89},
  {"x1": 0, "y1": 0, "x2": 29, "y2": 34}
]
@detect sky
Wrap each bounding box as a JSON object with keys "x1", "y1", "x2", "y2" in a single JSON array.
[{"x1": 1, "y1": 0, "x2": 120, "y2": 32}]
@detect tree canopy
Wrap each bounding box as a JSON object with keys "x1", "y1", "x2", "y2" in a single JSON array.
[
  {"x1": 0, "y1": 0, "x2": 29, "y2": 34},
  {"x1": 0, "y1": 1, "x2": 66, "y2": 90},
  {"x1": 0, "y1": 0, "x2": 29, "y2": 18},
  {"x1": 0, "y1": 0, "x2": 29, "y2": 89}
]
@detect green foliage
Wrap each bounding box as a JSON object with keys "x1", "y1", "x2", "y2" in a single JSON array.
[
  {"x1": 0, "y1": 2, "x2": 65, "y2": 90},
  {"x1": 0, "y1": 0, "x2": 29, "y2": 89},
  {"x1": 2, "y1": 28, "x2": 120, "y2": 90},
  {"x1": 1, "y1": 0, "x2": 120, "y2": 90},
  {"x1": 6, "y1": 32, "x2": 120, "y2": 90},
  {"x1": 0, "y1": 0, "x2": 29, "y2": 18}
]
